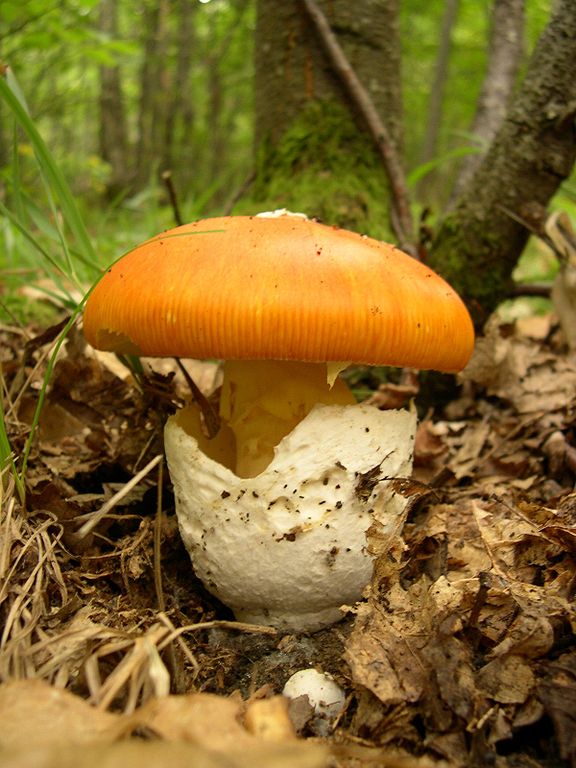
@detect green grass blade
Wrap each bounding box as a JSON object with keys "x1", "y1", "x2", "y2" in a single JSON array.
[
  {"x1": 0, "y1": 375, "x2": 26, "y2": 505},
  {"x1": 0, "y1": 68, "x2": 98, "y2": 279},
  {"x1": 0, "y1": 201, "x2": 77, "y2": 301}
]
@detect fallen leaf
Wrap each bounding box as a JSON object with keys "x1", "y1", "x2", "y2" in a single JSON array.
[
  {"x1": 476, "y1": 655, "x2": 535, "y2": 704},
  {"x1": 344, "y1": 601, "x2": 424, "y2": 707},
  {"x1": 138, "y1": 692, "x2": 257, "y2": 748},
  {"x1": 0, "y1": 739, "x2": 330, "y2": 768},
  {"x1": 0, "y1": 680, "x2": 127, "y2": 749},
  {"x1": 539, "y1": 652, "x2": 576, "y2": 766}
]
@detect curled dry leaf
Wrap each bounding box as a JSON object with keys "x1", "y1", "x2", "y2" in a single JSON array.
[
  {"x1": 344, "y1": 601, "x2": 424, "y2": 707},
  {"x1": 345, "y1": 466, "x2": 576, "y2": 762}
]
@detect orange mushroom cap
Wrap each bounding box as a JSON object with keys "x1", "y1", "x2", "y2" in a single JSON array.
[{"x1": 83, "y1": 215, "x2": 475, "y2": 372}]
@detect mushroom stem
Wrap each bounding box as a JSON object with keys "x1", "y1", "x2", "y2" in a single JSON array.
[{"x1": 220, "y1": 360, "x2": 356, "y2": 477}]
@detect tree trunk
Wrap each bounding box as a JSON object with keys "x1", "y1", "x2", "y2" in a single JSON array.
[
  {"x1": 429, "y1": 0, "x2": 576, "y2": 325},
  {"x1": 205, "y1": 1, "x2": 250, "y2": 207},
  {"x1": 452, "y1": 0, "x2": 525, "y2": 198},
  {"x1": 98, "y1": 0, "x2": 131, "y2": 198},
  {"x1": 134, "y1": 0, "x2": 171, "y2": 190},
  {"x1": 162, "y1": 0, "x2": 197, "y2": 191},
  {"x1": 250, "y1": 0, "x2": 404, "y2": 240},
  {"x1": 418, "y1": 0, "x2": 460, "y2": 199}
]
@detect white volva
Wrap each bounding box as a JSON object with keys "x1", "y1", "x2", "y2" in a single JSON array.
[{"x1": 164, "y1": 403, "x2": 416, "y2": 632}]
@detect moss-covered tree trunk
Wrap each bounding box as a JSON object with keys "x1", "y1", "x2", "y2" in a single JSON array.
[
  {"x1": 430, "y1": 0, "x2": 576, "y2": 324},
  {"x1": 251, "y1": 0, "x2": 402, "y2": 240}
]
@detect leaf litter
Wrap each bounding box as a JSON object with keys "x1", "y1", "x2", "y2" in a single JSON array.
[{"x1": 0, "y1": 309, "x2": 575, "y2": 768}]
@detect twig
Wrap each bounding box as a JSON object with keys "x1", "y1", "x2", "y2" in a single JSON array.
[
  {"x1": 156, "y1": 612, "x2": 200, "y2": 675},
  {"x1": 161, "y1": 170, "x2": 183, "y2": 227},
  {"x1": 154, "y1": 460, "x2": 165, "y2": 612},
  {"x1": 76, "y1": 454, "x2": 164, "y2": 538},
  {"x1": 300, "y1": 0, "x2": 415, "y2": 255},
  {"x1": 175, "y1": 358, "x2": 221, "y2": 438},
  {"x1": 509, "y1": 282, "x2": 551, "y2": 298},
  {"x1": 223, "y1": 170, "x2": 256, "y2": 216},
  {"x1": 156, "y1": 618, "x2": 278, "y2": 645}
]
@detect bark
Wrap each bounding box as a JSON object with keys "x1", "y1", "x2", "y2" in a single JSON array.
[
  {"x1": 97, "y1": 0, "x2": 131, "y2": 197},
  {"x1": 452, "y1": 0, "x2": 525, "y2": 197},
  {"x1": 429, "y1": 0, "x2": 576, "y2": 325},
  {"x1": 251, "y1": 0, "x2": 404, "y2": 241},
  {"x1": 255, "y1": 0, "x2": 402, "y2": 150}
]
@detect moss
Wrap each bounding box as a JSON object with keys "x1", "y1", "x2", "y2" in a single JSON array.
[
  {"x1": 430, "y1": 213, "x2": 514, "y2": 324},
  {"x1": 238, "y1": 100, "x2": 394, "y2": 241}
]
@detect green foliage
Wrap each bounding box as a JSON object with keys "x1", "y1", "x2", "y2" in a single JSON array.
[
  {"x1": 0, "y1": 68, "x2": 100, "y2": 307},
  {"x1": 0, "y1": 67, "x2": 99, "y2": 499},
  {"x1": 406, "y1": 144, "x2": 482, "y2": 188}
]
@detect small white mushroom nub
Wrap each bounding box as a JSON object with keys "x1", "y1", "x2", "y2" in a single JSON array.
[{"x1": 283, "y1": 668, "x2": 346, "y2": 735}]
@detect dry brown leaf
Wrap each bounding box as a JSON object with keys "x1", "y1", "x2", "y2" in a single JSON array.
[
  {"x1": 243, "y1": 695, "x2": 297, "y2": 742},
  {"x1": 137, "y1": 692, "x2": 256, "y2": 747},
  {"x1": 476, "y1": 655, "x2": 535, "y2": 704},
  {"x1": 0, "y1": 739, "x2": 330, "y2": 768},
  {"x1": 344, "y1": 601, "x2": 424, "y2": 706},
  {"x1": 420, "y1": 635, "x2": 478, "y2": 721},
  {"x1": 539, "y1": 652, "x2": 576, "y2": 766},
  {"x1": 450, "y1": 420, "x2": 491, "y2": 479},
  {"x1": 462, "y1": 316, "x2": 576, "y2": 413},
  {"x1": 427, "y1": 501, "x2": 493, "y2": 576},
  {"x1": 0, "y1": 680, "x2": 128, "y2": 749},
  {"x1": 0, "y1": 682, "x2": 328, "y2": 768}
]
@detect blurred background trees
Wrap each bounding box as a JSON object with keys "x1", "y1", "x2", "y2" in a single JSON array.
[{"x1": 1, "y1": 0, "x2": 574, "y2": 319}]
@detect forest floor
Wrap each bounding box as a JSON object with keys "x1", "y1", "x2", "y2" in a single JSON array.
[{"x1": 0, "y1": 308, "x2": 575, "y2": 768}]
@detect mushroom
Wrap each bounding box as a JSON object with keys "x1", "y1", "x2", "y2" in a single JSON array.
[
  {"x1": 83, "y1": 212, "x2": 474, "y2": 632},
  {"x1": 283, "y1": 668, "x2": 346, "y2": 735}
]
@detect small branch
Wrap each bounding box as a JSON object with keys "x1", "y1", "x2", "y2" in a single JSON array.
[
  {"x1": 300, "y1": 0, "x2": 415, "y2": 255},
  {"x1": 154, "y1": 459, "x2": 165, "y2": 613},
  {"x1": 77, "y1": 454, "x2": 164, "y2": 538},
  {"x1": 223, "y1": 170, "x2": 256, "y2": 216},
  {"x1": 509, "y1": 282, "x2": 551, "y2": 298},
  {"x1": 161, "y1": 170, "x2": 183, "y2": 226}
]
